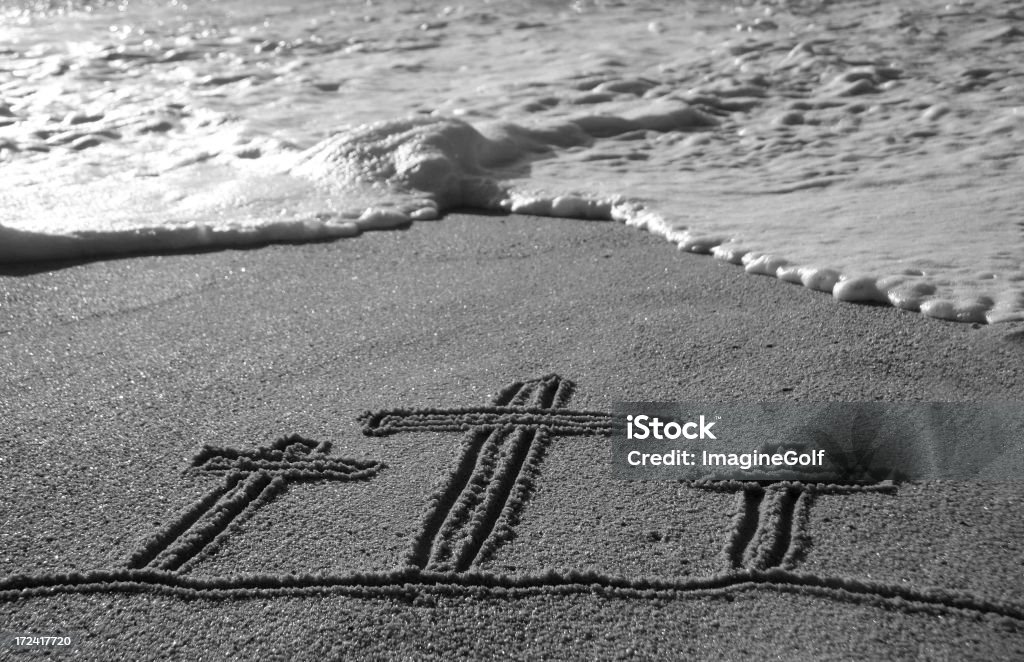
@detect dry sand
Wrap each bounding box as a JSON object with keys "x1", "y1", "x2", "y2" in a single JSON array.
[{"x1": 1, "y1": 214, "x2": 1023, "y2": 660}]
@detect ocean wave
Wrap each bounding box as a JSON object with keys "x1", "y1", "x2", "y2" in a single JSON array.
[{"x1": 2, "y1": 0, "x2": 1022, "y2": 323}]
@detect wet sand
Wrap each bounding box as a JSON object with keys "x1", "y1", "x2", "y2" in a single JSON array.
[{"x1": 1, "y1": 214, "x2": 1023, "y2": 659}]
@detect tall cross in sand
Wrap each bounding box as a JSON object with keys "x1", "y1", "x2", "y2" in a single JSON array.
[{"x1": 360, "y1": 374, "x2": 616, "y2": 572}]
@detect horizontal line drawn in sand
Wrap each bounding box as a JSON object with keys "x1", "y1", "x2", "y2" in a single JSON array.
[
  {"x1": 3, "y1": 566, "x2": 1023, "y2": 623},
  {"x1": 125, "y1": 435, "x2": 384, "y2": 574},
  {"x1": 1, "y1": 376, "x2": 1020, "y2": 625}
]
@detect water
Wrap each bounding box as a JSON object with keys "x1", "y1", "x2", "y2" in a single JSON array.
[{"x1": 1, "y1": 0, "x2": 1022, "y2": 323}]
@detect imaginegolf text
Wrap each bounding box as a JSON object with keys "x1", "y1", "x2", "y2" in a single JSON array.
[{"x1": 626, "y1": 449, "x2": 827, "y2": 469}]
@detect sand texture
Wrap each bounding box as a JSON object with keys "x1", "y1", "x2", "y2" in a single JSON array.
[{"x1": 2, "y1": 215, "x2": 1023, "y2": 660}]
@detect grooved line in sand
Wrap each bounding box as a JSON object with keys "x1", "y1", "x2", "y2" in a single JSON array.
[
  {"x1": 2, "y1": 568, "x2": 1022, "y2": 623},
  {"x1": 2, "y1": 376, "x2": 1018, "y2": 626}
]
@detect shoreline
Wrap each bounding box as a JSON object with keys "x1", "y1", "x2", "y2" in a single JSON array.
[{"x1": 3, "y1": 198, "x2": 1021, "y2": 326}]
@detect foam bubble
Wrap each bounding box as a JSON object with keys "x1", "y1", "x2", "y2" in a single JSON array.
[
  {"x1": 833, "y1": 277, "x2": 889, "y2": 305},
  {"x1": 742, "y1": 253, "x2": 790, "y2": 278}
]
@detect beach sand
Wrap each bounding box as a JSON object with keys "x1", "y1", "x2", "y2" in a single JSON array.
[{"x1": 1, "y1": 214, "x2": 1023, "y2": 659}]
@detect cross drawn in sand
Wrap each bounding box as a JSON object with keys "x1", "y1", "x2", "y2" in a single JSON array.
[
  {"x1": 360, "y1": 374, "x2": 616, "y2": 572},
  {"x1": 126, "y1": 435, "x2": 383, "y2": 573},
  {"x1": 701, "y1": 480, "x2": 896, "y2": 573},
  {"x1": 361, "y1": 374, "x2": 896, "y2": 575}
]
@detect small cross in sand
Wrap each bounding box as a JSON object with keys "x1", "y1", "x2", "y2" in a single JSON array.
[
  {"x1": 127, "y1": 434, "x2": 383, "y2": 572},
  {"x1": 698, "y1": 479, "x2": 896, "y2": 573}
]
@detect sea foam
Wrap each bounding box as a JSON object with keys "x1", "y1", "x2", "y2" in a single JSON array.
[{"x1": 1, "y1": 0, "x2": 1022, "y2": 323}]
